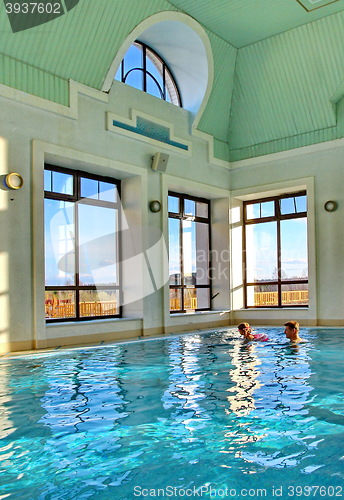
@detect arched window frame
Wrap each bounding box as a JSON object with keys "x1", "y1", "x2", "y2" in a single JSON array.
[{"x1": 116, "y1": 41, "x2": 182, "y2": 108}]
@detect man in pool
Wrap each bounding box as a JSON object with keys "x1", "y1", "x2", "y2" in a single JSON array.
[
  {"x1": 284, "y1": 321, "x2": 304, "y2": 343},
  {"x1": 238, "y1": 323, "x2": 269, "y2": 341}
]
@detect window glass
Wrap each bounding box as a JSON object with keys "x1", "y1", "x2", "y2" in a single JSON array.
[
  {"x1": 280, "y1": 218, "x2": 308, "y2": 280},
  {"x1": 44, "y1": 170, "x2": 52, "y2": 192},
  {"x1": 184, "y1": 199, "x2": 195, "y2": 216},
  {"x1": 168, "y1": 195, "x2": 179, "y2": 214},
  {"x1": 281, "y1": 284, "x2": 308, "y2": 306},
  {"x1": 183, "y1": 288, "x2": 197, "y2": 310},
  {"x1": 116, "y1": 41, "x2": 181, "y2": 107},
  {"x1": 45, "y1": 167, "x2": 120, "y2": 321},
  {"x1": 196, "y1": 201, "x2": 209, "y2": 219},
  {"x1": 280, "y1": 197, "x2": 296, "y2": 215},
  {"x1": 170, "y1": 288, "x2": 182, "y2": 312},
  {"x1": 244, "y1": 192, "x2": 308, "y2": 308},
  {"x1": 52, "y1": 171, "x2": 73, "y2": 195},
  {"x1": 195, "y1": 223, "x2": 209, "y2": 285},
  {"x1": 182, "y1": 220, "x2": 195, "y2": 285},
  {"x1": 146, "y1": 75, "x2": 163, "y2": 99},
  {"x1": 296, "y1": 195, "x2": 307, "y2": 213},
  {"x1": 246, "y1": 203, "x2": 260, "y2": 220},
  {"x1": 123, "y1": 44, "x2": 142, "y2": 80},
  {"x1": 125, "y1": 69, "x2": 143, "y2": 91},
  {"x1": 247, "y1": 201, "x2": 274, "y2": 219},
  {"x1": 79, "y1": 290, "x2": 119, "y2": 317},
  {"x1": 99, "y1": 181, "x2": 117, "y2": 203},
  {"x1": 168, "y1": 193, "x2": 210, "y2": 312},
  {"x1": 247, "y1": 284, "x2": 278, "y2": 307},
  {"x1": 81, "y1": 178, "x2": 98, "y2": 199},
  {"x1": 196, "y1": 288, "x2": 210, "y2": 309},
  {"x1": 44, "y1": 199, "x2": 75, "y2": 286},
  {"x1": 78, "y1": 204, "x2": 118, "y2": 286},
  {"x1": 261, "y1": 200, "x2": 274, "y2": 218},
  {"x1": 45, "y1": 290, "x2": 76, "y2": 320},
  {"x1": 146, "y1": 55, "x2": 164, "y2": 96},
  {"x1": 169, "y1": 218, "x2": 181, "y2": 286},
  {"x1": 246, "y1": 221, "x2": 277, "y2": 282}
]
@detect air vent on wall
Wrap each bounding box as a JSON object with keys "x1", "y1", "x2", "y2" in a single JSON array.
[{"x1": 296, "y1": 0, "x2": 340, "y2": 11}]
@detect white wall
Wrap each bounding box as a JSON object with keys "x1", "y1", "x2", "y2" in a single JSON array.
[
  {"x1": 0, "y1": 80, "x2": 231, "y2": 353},
  {"x1": 230, "y1": 141, "x2": 344, "y2": 327},
  {"x1": 1, "y1": 77, "x2": 343, "y2": 354}
]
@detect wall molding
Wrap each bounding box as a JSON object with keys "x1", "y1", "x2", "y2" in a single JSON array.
[
  {"x1": 107, "y1": 109, "x2": 192, "y2": 156},
  {"x1": 0, "y1": 78, "x2": 231, "y2": 168},
  {"x1": 0, "y1": 79, "x2": 108, "y2": 119}
]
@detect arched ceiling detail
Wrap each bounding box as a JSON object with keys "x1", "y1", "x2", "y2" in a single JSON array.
[{"x1": 1, "y1": 0, "x2": 344, "y2": 161}]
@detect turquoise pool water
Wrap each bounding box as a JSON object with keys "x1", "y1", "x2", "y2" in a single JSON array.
[{"x1": 0, "y1": 328, "x2": 343, "y2": 499}]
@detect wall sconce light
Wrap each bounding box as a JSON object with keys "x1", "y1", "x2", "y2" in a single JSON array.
[
  {"x1": 324, "y1": 200, "x2": 337, "y2": 212},
  {"x1": 2, "y1": 172, "x2": 24, "y2": 190},
  {"x1": 149, "y1": 200, "x2": 161, "y2": 213}
]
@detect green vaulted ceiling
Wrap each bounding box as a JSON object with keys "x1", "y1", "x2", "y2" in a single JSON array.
[
  {"x1": 1, "y1": 0, "x2": 344, "y2": 161},
  {"x1": 168, "y1": 0, "x2": 344, "y2": 47}
]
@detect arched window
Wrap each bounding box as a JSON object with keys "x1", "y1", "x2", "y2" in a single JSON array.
[{"x1": 115, "y1": 41, "x2": 182, "y2": 107}]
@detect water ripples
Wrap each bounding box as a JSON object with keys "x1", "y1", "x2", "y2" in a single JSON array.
[{"x1": 0, "y1": 328, "x2": 343, "y2": 498}]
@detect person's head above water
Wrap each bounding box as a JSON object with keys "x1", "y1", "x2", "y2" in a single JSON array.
[
  {"x1": 237, "y1": 323, "x2": 269, "y2": 342},
  {"x1": 284, "y1": 321, "x2": 303, "y2": 342},
  {"x1": 238, "y1": 322, "x2": 251, "y2": 336}
]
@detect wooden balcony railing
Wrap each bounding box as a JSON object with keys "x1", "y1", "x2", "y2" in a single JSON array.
[
  {"x1": 253, "y1": 290, "x2": 308, "y2": 306},
  {"x1": 170, "y1": 289, "x2": 308, "y2": 310},
  {"x1": 45, "y1": 300, "x2": 118, "y2": 319},
  {"x1": 170, "y1": 297, "x2": 197, "y2": 311}
]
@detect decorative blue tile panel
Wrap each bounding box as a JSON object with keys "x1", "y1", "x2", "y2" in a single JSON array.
[{"x1": 113, "y1": 116, "x2": 189, "y2": 151}]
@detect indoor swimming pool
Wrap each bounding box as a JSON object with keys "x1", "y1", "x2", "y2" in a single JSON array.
[{"x1": 0, "y1": 328, "x2": 343, "y2": 499}]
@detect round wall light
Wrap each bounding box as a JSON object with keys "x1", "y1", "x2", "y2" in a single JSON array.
[
  {"x1": 4, "y1": 172, "x2": 24, "y2": 190},
  {"x1": 324, "y1": 200, "x2": 337, "y2": 212},
  {"x1": 149, "y1": 200, "x2": 161, "y2": 213}
]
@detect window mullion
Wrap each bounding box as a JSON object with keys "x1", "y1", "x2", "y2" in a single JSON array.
[
  {"x1": 142, "y1": 44, "x2": 147, "y2": 93},
  {"x1": 180, "y1": 217, "x2": 184, "y2": 312},
  {"x1": 74, "y1": 179, "x2": 80, "y2": 320},
  {"x1": 277, "y1": 217, "x2": 282, "y2": 307}
]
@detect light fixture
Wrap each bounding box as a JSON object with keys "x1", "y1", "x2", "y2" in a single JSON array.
[
  {"x1": 324, "y1": 200, "x2": 337, "y2": 212},
  {"x1": 149, "y1": 200, "x2": 161, "y2": 213},
  {"x1": 3, "y1": 172, "x2": 24, "y2": 190}
]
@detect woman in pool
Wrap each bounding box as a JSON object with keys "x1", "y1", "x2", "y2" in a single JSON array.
[{"x1": 238, "y1": 322, "x2": 269, "y2": 342}]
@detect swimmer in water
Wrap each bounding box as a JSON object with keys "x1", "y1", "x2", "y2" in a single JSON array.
[
  {"x1": 238, "y1": 323, "x2": 269, "y2": 342},
  {"x1": 284, "y1": 321, "x2": 304, "y2": 343}
]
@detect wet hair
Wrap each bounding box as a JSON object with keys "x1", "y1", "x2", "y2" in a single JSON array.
[
  {"x1": 238, "y1": 322, "x2": 250, "y2": 330},
  {"x1": 284, "y1": 321, "x2": 299, "y2": 332}
]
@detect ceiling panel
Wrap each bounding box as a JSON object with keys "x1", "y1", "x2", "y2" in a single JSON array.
[
  {"x1": 296, "y1": 0, "x2": 341, "y2": 12},
  {"x1": 167, "y1": 0, "x2": 344, "y2": 47}
]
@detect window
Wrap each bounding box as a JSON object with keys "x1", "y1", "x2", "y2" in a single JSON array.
[
  {"x1": 115, "y1": 41, "x2": 182, "y2": 107},
  {"x1": 44, "y1": 166, "x2": 121, "y2": 321},
  {"x1": 243, "y1": 192, "x2": 308, "y2": 308},
  {"x1": 168, "y1": 192, "x2": 211, "y2": 313}
]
